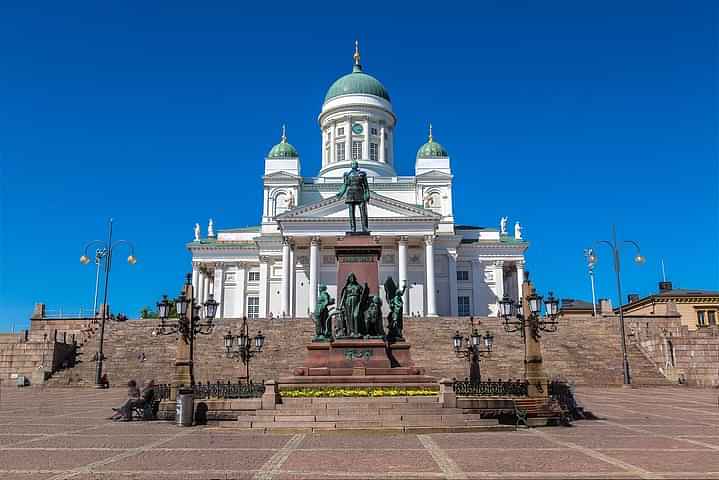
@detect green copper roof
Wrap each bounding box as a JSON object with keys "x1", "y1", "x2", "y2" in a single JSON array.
[
  {"x1": 325, "y1": 70, "x2": 390, "y2": 103},
  {"x1": 324, "y1": 43, "x2": 390, "y2": 103},
  {"x1": 267, "y1": 125, "x2": 299, "y2": 158},
  {"x1": 416, "y1": 125, "x2": 448, "y2": 158}
]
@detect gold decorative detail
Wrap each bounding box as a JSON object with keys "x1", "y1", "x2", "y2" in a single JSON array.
[
  {"x1": 281, "y1": 124, "x2": 287, "y2": 143},
  {"x1": 353, "y1": 40, "x2": 361, "y2": 66},
  {"x1": 428, "y1": 123, "x2": 433, "y2": 143}
]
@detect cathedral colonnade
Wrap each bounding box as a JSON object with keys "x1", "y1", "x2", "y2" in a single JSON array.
[{"x1": 191, "y1": 238, "x2": 526, "y2": 320}]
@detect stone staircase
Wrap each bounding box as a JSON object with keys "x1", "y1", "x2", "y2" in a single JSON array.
[
  {"x1": 628, "y1": 343, "x2": 675, "y2": 386},
  {"x1": 223, "y1": 396, "x2": 512, "y2": 432}
]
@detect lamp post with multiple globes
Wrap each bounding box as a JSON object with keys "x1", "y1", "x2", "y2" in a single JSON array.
[
  {"x1": 153, "y1": 273, "x2": 218, "y2": 394},
  {"x1": 79, "y1": 218, "x2": 137, "y2": 388},
  {"x1": 588, "y1": 225, "x2": 646, "y2": 385},
  {"x1": 498, "y1": 275, "x2": 560, "y2": 397},
  {"x1": 452, "y1": 316, "x2": 494, "y2": 383},
  {"x1": 224, "y1": 317, "x2": 265, "y2": 384}
]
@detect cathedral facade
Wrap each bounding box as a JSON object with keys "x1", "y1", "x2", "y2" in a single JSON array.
[{"x1": 188, "y1": 45, "x2": 528, "y2": 320}]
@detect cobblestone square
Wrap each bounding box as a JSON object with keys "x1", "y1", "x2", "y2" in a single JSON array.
[{"x1": 0, "y1": 386, "x2": 717, "y2": 479}]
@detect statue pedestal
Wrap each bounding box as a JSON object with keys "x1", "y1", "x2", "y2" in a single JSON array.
[
  {"x1": 335, "y1": 235, "x2": 382, "y2": 296},
  {"x1": 281, "y1": 339, "x2": 436, "y2": 389}
]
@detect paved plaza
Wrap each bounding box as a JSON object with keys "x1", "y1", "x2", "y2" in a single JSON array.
[{"x1": 0, "y1": 386, "x2": 717, "y2": 480}]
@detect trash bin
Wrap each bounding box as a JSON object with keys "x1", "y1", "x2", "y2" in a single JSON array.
[{"x1": 176, "y1": 388, "x2": 194, "y2": 427}]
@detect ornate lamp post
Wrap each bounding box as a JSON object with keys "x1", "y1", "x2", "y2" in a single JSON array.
[
  {"x1": 590, "y1": 224, "x2": 646, "y2": 385},
  {"x1": 452, "y1": 316, "x2": 494, "y2": 383},
  {"x1": 224, "y1": 316, "x2": 265, "y2": 384},
  {"x1": 498, "y1": 276, "x2": 559, "y2": 397},
  {"x1": 499, "y1": 289, "x2": 560, "y2": 341},
  {"x1": 152, "y1": 273, "x2": 218, "y2": 389},
  {"x1": 79, "y1": 218, "x2": 137, "y2": 388}
]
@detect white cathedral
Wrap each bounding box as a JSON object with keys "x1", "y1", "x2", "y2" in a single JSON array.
[{"x1": 189, "y1": 44, "x2": 528, "y2": 320}]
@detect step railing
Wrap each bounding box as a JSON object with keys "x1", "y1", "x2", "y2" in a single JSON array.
[{"x1": 452, "y1": 378, "x2": 529, "y2": 397}]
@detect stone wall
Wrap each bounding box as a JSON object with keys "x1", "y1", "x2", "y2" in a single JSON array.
[
  {"x1": 626, "y1": 315, "x2": 719, "y2": 387},
  {"x1": 40, "y1": 313, "x2": 688, "y2": 388}
]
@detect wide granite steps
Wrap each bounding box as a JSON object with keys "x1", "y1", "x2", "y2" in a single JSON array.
[{"x1": 224, "y1": 395, "x2": 512, "y2": 432}]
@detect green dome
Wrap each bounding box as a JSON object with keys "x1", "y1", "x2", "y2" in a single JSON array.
[
  {"x1": 324, "y1": 44, "x2": 390, "y2": 103},
  {"x1": 325, "y1": 68, "x2": 391, "y2": 103},
  {"x1": 417, "y1": 125, "x2": 448, "y2": 158},
  {"x1": 267, "y1": 126, "x2": 299, "y2": 158}
]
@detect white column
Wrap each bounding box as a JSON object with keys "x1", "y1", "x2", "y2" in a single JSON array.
[
  {"x1": 281, "y1": 238, "x2": 291, "y2": 317},
  {"x1": 363, "y1": 118, "x2": 369, "y2": 159},
  {"x1": 309, "y1": 237, "x2": 320, "y2": 315},
  {"x1": 203, "y1": 269, "x2": 211, "y2": 311},
  {"x1": 345, "y1": 116, "x2": 352, "y2": 161},
  {"x1": 494, "y1": 260, "x2": 505, "y2": 317},
  {"x1": 289, "y1": 244, "x2": 295, "y2": 317},
  {"x1": 516, "y1": 260, "x2": 525, "y2": 303},
  {"x1": 214, "y1": 264, "x2": 225, "y2": 319},
  {"x1": 448, "y1": 250, "x2": 458, "y2": 316},
  {"x1": 425, "y1": 236, "x2": 437, "y2": 317},
  {"x1": 259, "y1": 258, "x2": 269, "y2": 318},
  {"x1": 330, "y1": 123, "x2": 336, "y2": 163},
  {"x1": 379, "y1": 126, "x2": 386, "y2": 163},
  {"x1": 197, "y1": 269, "x2": 206, "y2": 305},
  {"x1": 237, "y1": 263, "x2": 247, "y2": 318},
  {"x1": 398, "y1": 236, "x2": 408, "y2": 309},
  {"x1": 191, "y1": 264, "x2": 199, "y2": 296},
  {"x1": 472, "y1": 259, "x2": 482, "y2": 316}
]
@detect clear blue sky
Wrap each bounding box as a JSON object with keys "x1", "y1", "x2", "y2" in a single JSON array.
[{"x1": 1, "y1": 1, "x2": 717, "y2": 331}]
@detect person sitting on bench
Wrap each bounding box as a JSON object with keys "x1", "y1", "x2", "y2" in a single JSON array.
[
  {"x1": 134, "y1": 380, "x2": 156, "y2": 419},
  {"x1": 111, "y1": 380, "x2": 140, "y2": 421}
]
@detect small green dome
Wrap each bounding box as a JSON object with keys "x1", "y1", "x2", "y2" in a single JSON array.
[
  {"x1": 416, "y1": 124, "x2": 449, "y2": 158},
  {"x1": 267, "y1": 126, "x2": 299, "y2": 158},
  {"x1": 324, "y1": 42, "x2": 390, "y2": 103}
]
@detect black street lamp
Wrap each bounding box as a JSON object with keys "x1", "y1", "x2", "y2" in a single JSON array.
[
  {"x1": 498, "y1": 288, "x2": 560, "y2": 341},
  {"x1": 590, "y1": 224, "x2": 645, "y2": 385},
  {"x1": 79, "y1": 218, "x2": 137, "y2": 388},
  {"x1": 224, "y1": 316, "x2": 265, "y2": 384},
  {"x1": 452, "y1": 316, "x2": 494, "y2": 383},
  {"x1": 152, "y1": 274, "x2": 218, "y2": 385}
]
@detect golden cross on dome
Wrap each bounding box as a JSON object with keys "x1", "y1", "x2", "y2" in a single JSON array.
[
  {"x1": 428, "y1": 123, "x2": 434, "y2": 143},
  {"x1": 281, "y1": 124, "x2": 287, "y2": 143}
]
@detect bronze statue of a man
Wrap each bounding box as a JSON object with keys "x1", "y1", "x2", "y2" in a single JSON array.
[{"x1": 336, "y1": 160, "x2": 370, "y2": 233}]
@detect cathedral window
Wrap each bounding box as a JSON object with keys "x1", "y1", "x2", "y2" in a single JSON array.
[
  {"x1": 371, "y1": 127, "x2": 378, "y2": 135},
  {"x1": 337, "y1": 127, "x2": 345, "y2": 136},
  {"x1": 457, "y1": 271, "x2": 469, "y2": 281},
  {"x1": 248, "y1": 271, "x2": 260, "y2": 283},
  {"x1": 369, "y1": 143, "x2": 378, "y2": 161},
  {"x1": 336, "y1": 143, "x2": 345, "y2": 162},
  {"x1": 458, "y1": 296, "x2": 471, "y2": 316},
  {"x1": 247, "y1": 296, "x2": 260, "y2": 318},
  {"x1": 352, "y1": 141, "x2": 362, "y2": 160}
]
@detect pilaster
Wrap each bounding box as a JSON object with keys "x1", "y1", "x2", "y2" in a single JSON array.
[{"x1": 447, "y1": 249, "x2": 458, "y2": 316}]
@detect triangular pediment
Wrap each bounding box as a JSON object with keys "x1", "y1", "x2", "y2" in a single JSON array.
[
  {"x1": 416, "y1": 170, "x2": 453, "y2": 180},
  {"x1": 277, "y1": 192, "x2": 440, "y2": 222},
  {"x1": 263, "y1": 171, "x2": 302, "y2": 181}
]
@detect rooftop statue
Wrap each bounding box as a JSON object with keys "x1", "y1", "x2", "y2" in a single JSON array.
[{"x1": 336, "y1": 159, "x2": 370, "y2": 233}]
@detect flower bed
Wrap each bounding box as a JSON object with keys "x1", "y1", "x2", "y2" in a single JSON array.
[{"x1": 279, "y1": 386, "x2": 439, "y2": 398}]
